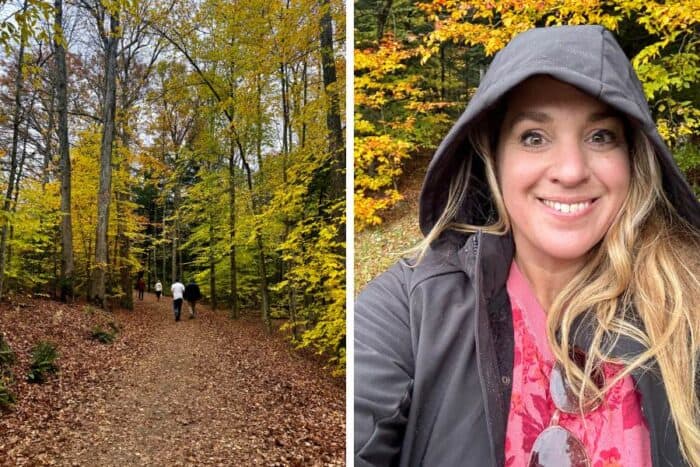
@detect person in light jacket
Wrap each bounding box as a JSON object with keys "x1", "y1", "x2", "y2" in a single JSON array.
[
  {"x1": 154, "y1": 280, "x2": 163, "y2": 301},
  {"x1": 355, "y1": 25, "x2": 700, "y2": 467},
  {"x1": 171, "y1": 279, "x2": 185, "y2": 322}
]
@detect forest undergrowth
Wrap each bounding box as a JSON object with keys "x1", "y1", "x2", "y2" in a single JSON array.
[{"x1": 354, "y1": 153, "x2": 428, "y2": 294}]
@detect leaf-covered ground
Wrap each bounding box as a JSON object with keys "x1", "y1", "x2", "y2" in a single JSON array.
[{"x1": 0, "y1": 294, "x2": 344, "y2": 466}]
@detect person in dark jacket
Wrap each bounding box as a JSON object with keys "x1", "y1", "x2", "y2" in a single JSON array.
[
  {"x1": 355, "y1": 25, "x2": 700, "y2": 467},
  {"x1": 183, "y1": 280, "x2": 202, "y2": 319},
  {"x1": 136, "y1": 277, "x2": 145, "y2": 300}
]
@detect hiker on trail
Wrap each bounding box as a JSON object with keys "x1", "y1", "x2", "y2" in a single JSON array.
[
  {"x1": 171, "y1": 279, "x2": 185, "y2": 322},
  {"x1": 154, "y1": 280, "x2": 163, "y2": 301},
  {"x1": 136, "y1": 277, "x2": 145, "y2": 300},
  {"x1": 184, "y1": 280, "x2": 202, "y2": 319}
]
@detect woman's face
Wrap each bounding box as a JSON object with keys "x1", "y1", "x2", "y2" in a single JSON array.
[{"x1": 496, "y1": 76, "x2": 631, "y2": 271}]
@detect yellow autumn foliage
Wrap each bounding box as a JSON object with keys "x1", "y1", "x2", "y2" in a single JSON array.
[{"x1": 356, "y1": 0, "x2": 700, "y2": 228}]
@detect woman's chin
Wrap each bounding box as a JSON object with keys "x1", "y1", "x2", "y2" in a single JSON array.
[{"x1": 532, "y1": 239, "x2": 598, "y2": 266}]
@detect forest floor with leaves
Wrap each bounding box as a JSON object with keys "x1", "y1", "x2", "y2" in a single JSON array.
[
  {"x1": 355, "y1": 152, "x2": 429, "y2": 293},
  {"x1": 0, "y1": 293, "x2": 344, "y2": 466}
]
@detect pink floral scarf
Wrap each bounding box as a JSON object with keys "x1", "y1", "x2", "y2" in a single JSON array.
[{"x1": 504, "y1": 261, "x2": 651, "y2": 467}]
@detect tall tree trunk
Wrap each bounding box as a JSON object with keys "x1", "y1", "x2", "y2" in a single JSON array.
[
  {"x1": 255, "y1": 227, "x2": 270, "y2": 332},
  {"x1": 7, "y1": 114, "x2": 30, "y2": 273},
  {"x1": 208, "y1": 218, "x2": 216, "y2": 310},
  {"x1": 55, "y1": 0, "x2": 74, "y2": 302},
  {"x1": 290, "y1": 286, "x2": 298, "y2": 340},
  {"x1": 162, "y1": 203, "x2": 167, "y2": 283},
  {"x1": 279, "y1": 63, "x2": 295, "y2": 337},
  {"x1": 153, "y1": 244, "x2": 158, "y2": 284},
  {"x1": 301, "y1": 59, "x2": 308, "y2": 147},
  {"x1": 0, "y1": 0, "x2": 29, "y2": 302},
  {"x1": 226, "y1": 67, "x2": 240, "y2": 319},
  {"x1": 116, "y1": 160, "x2": 133, "y2": 310},
  {"x1": 377, "y1": 0, "x2": 394, "y2": 41},
  {"x1": 178, "y1": 228, "x2": 183, "y2": 280},
  {"x1": 228, "y1": 138, "x2": 239, "y2": 319},
  {"x1": 52, "y1": 232, "x2": 59, "y2": 299},
  {"x1": 286, "y1": 58, "x2": 309, "y2": 336},
  {"x1": 236, "y1": 140, "x2": 270, "y2": 332},
  {"x1": 256, "y1": 75, "x2": 263, "y2": 169},
  {"x1": 171, "y1": 227, "x2": 177, "y2": 283},
  {"x1": 152, "y1": 203, "x2": 158, "y2": 285},
  {"x1": 90, "y1": 9, "x2": 120, "y2": 308},
  {"x1": 171, "y1": 190, "x2": 179, "y2": 283},
  {"x1": 280, "y1": 62, "x2": 290, "y2": 159},
  {"x1": 319, "y1": 0, "x2": 344, "y2": 202},
  {"x1": 116, "y1": 105, "x2": 133, "y2": 309},
  {"x1": 43, "y1": 67, "x2": 56, "y2": 190}
]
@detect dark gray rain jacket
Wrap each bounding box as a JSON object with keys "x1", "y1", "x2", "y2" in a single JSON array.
[{"x1": 355, "y1": 25, "x2": 700, "y2": 467}]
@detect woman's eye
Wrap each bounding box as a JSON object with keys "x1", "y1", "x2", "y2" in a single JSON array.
[
  {"x1": 520, "y1": 131, "x2": 546, "y2": 147},
  {"x1": 588, "y1": 129, "x2": 617, "y2": 145}
]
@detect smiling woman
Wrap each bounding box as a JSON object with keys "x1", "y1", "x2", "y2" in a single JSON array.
[
  {"x1": 354, "y1": 25, "x2": 700, "y2": 467},
  {"x1": 496, "y1": 77, "x2": 632, "y2": 311}
]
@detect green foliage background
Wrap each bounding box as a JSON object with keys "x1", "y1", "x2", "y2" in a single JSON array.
[{"x1": 355, "y1": 0, "x2": 700, "y2": 230}]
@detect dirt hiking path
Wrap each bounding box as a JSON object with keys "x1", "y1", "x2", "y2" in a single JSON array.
[{"x1": 0, "y1": 294, "x2": 344, "y2": 466}]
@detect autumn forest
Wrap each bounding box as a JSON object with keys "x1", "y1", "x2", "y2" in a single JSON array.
[
  {"x1": 0, "y1": 0, "x2": 345, "y2": 363},
  {"x1": 0, "y1": 0, "x2": 345, "y2": 462},
  {"x1": 1, "y1": 0, "x2": 699, "y2": 463},
  {"x1": 355, "y1": 0, "x2": 699, "y2": 232}
]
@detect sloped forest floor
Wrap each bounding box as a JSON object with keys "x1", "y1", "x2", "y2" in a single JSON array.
[
  {"x1": 355, "y1": 152, "x2": 429, "y2": 293},
  {"x1": 0, "y1": 293, "x2": 344, "y2": 466}
]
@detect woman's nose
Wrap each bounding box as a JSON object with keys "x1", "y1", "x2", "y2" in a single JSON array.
[{"x1": 548, "y1": 140, "x2": 590, "y2": 186}]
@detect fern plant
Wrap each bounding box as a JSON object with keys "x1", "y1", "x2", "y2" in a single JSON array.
[
  {"x1": 90, "y1": 323, "x2": 117, "y2": 344},
  {"x1": 27, "y1": 341, "x2": 58, "y2": 384},
  {"x1": 0, "y1": 376, "x2": 15, "y2": 409},
  {"x1": 0, "y1": 334, "x2": 15, "y2": 368}
]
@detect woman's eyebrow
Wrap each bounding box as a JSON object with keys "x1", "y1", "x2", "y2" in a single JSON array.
[
  {"x1": 506, "y1": 110, "x2": 620, "y2": 129},
  {"x1": 588, "y1": 111, "x2": 620, "y2": 123},
  {"x1": 507, "y1": 110, "x2": 552, "y2": 129}
]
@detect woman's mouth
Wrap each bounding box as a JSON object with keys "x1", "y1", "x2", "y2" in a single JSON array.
[{"x1": 539, "y1": 198, "x2": 596, "y2": 214}]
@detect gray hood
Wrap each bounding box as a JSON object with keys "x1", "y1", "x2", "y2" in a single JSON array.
[{"x1": 419, "y1": 25, "x2": 700, "y2": 236}]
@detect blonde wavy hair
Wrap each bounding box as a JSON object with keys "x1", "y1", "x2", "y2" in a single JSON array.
[{"x1": 417, "y1": 124, "x2": 700, "y2": 464}]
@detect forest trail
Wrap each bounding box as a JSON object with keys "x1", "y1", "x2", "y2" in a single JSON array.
[{"x1": 0, "y1": 295, "x2": 344, "y2": 466}]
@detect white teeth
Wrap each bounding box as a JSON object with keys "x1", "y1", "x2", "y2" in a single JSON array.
[{"x1": 542, "y1": 199, "x2": 590, "y2": 214}]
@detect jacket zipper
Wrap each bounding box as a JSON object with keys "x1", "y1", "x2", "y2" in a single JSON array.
[{"x1": 472, "y1": 230, "x2": 499, "y2": 467}]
